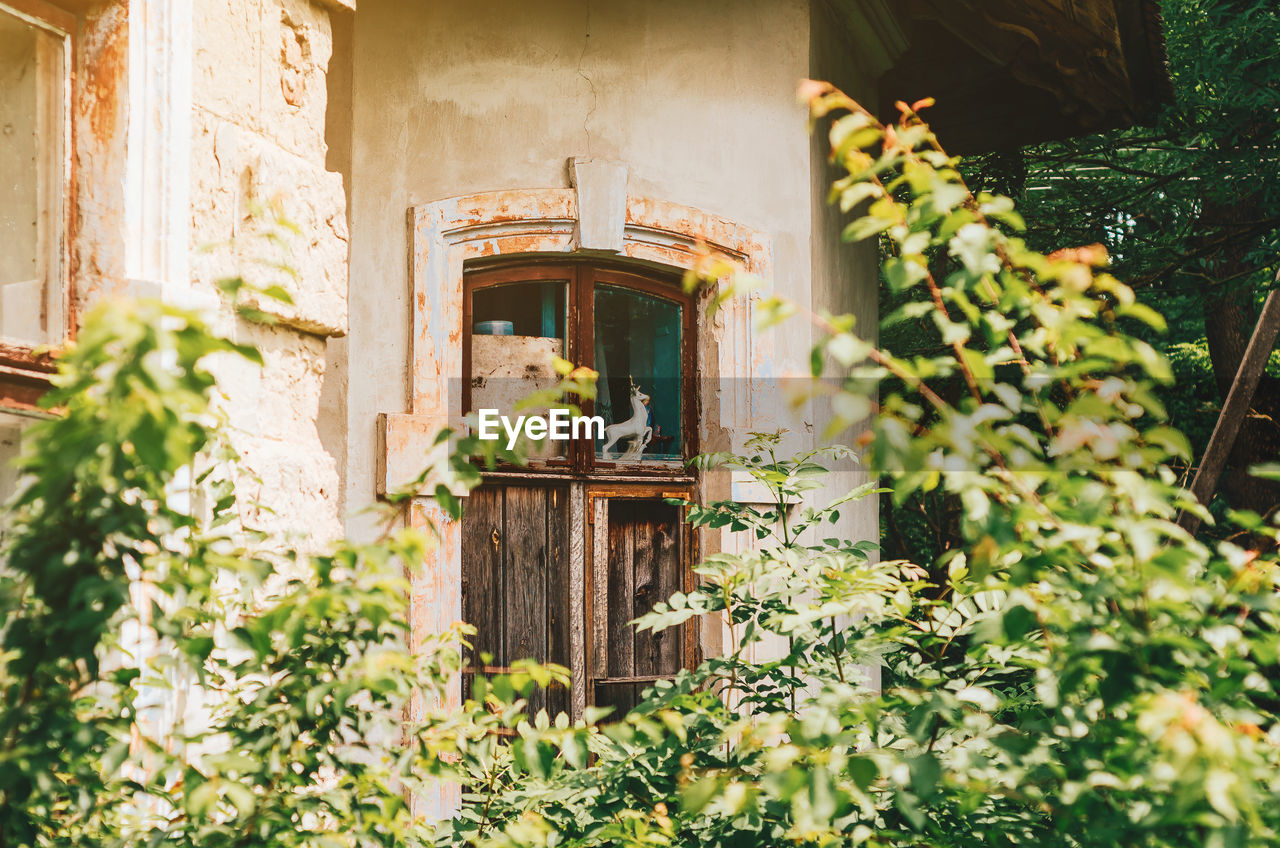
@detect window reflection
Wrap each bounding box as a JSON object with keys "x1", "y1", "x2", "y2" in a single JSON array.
[
  {"x1": 470, "y1": 280, "x2": 569, "y2": 461},
  {"x1": 594, "y1": 285, "x2": 682, "y2": 463},
  {"x1": 0, "y1": 6, "x2": 67, "y2": 347}
]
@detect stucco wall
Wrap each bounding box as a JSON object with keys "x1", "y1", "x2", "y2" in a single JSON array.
[
  {"x1": 810, "y1": 0, "x2": 881, "y2": 551},
  {"x1": 340, "y1": 0, "x2": 880, "y2": 540}
]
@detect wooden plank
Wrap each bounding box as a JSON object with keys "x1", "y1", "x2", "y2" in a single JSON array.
[
  {"x1": 545, "y1": 486, "x2": 570, "y2": 717},
  {"x1": 569, "y1": 484, "x2": 588, "y2": 720},
  {"x1": 590, "y1": 498, "x2": 610, "y2": 684},
  {"x1": 651, "y1": 503, "x2": 683, "y2": 676},
  {"x1": 606, "y1": 501, "x2": 636, "y2": 679},
  {"x1": 1180, "y1": 285, "x2": 1280, "y2": 534},
  {"x1": 588, "y1": 497, "x2": 690, "y2": 716},
  {"x1": 606, "y1": 499, "x2": 637, "y2": 712},
  {"x1": 631, "y1": 503, "x2": 660, "y2": 679},
  {"x1": 633, "y1": 503, "x2": 683, "y2": 686},
  {"x1": 1, "y1": 0, "x2": 77, "y2": 35},
  {"x1": 504, "y1": 486, "x2": 548, "y2": 715},
  {"x1": 594, "y1": 681, "x2": 636, "y2": 717},
  {"x1": 460, "y1": 487, "x2": 504, "y2": 700},
  {"x1": 889, "y1": 0, "x2": 1137, "y2": 151}
]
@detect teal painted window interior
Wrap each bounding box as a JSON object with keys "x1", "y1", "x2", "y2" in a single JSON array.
[{"x1": 594, "y1": 285, "x2": 682, "y2": 462}]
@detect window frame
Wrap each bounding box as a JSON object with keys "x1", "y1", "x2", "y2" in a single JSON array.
[
  {"x1": 0, "y1": 0, "x2": 75, "y2": 414},
  {"x1": 463, "y1": 259, "x2": 697, "y2": 478}
]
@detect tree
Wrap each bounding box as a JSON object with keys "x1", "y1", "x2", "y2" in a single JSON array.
[{"x1": 963, "y1": 0, "x2": 1280, "y2": 522}]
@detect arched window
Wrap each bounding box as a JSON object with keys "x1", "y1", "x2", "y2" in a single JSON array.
[
  {"x1": 461, "y1": 260, "x2": 696, "y2": 718},
  {"x1": 464, "y1": 261, "x2": 695, "y2": 473}
]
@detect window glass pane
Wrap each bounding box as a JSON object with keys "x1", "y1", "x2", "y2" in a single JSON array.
[
  {"x1": 0, "y1": 7, "x2": 65, "y2": 347},
  {"x1": 594, "y1": 285, "x2": 682, "y2": 463},
  {"x1": 470, "y1": 280, "x2": 569, "y2": 461}
]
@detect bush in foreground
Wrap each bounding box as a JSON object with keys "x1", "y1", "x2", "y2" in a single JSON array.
[{"x1": 2, "y1": 91, "x2": 1278, "y2": 847}]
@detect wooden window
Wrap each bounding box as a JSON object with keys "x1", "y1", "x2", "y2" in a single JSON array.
[
  {"x1": 0, "y1": 0, "x2": 72, "y2": 412},
  {"x1": 461, "y1": 261, "x2": 697, "y2": 718},
  {"x1": 464, "y1": 261, "x2": 695, "y2": 474},
  {"x1": 466, "y1": 267, "x2": 573, "y2": 467}
]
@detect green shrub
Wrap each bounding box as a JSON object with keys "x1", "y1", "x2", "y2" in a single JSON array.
[
  {"x1": 433, "y1": 88, "x2": 1280, "y2": 848},
  {"x1": 3, "y1": 90, "x2": 1279, "y2": 848}
]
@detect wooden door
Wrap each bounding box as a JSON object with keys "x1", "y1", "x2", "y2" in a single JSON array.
[
  {"x1": 590, "y1": 496, "x2": 688, "y2": 715},
  {"x1": 461, "y1": 483, "x2": 570, "y2": 716}
]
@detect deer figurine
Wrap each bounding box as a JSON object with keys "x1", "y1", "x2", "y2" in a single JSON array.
[{"x1": 601, "y1": 379, "x2": 652, "y2": 461}]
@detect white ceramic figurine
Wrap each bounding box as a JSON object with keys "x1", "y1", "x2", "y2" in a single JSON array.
[{"x1": 601, "y1": 380, "x2": 652, "y2": 461}]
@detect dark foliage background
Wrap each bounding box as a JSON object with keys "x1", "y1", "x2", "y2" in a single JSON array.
[{"x1": 881, "y1": 0, "x2": 1280, "y2": 567}]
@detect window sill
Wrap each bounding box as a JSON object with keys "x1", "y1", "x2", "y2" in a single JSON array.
[
  {"x1": 0, "y1": 342, "x2": 57, "y2": 413},
  {"x1": 478, "y1": 468, "x2": 696, "y2": 486}
]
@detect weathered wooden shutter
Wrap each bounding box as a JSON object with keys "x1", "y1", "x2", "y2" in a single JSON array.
[
  {"x1": 461, "y1": 484, "x2": 570, "y2": 716},
  {"x1": 590, "y1": 498, "x2": 684, "y2": 715}
]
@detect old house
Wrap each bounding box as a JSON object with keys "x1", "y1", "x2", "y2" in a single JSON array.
[{"x1": 0, "y1": 0, "x2": 1165, "y2": 812}]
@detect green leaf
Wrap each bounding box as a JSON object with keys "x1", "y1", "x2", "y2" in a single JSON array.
[
  {"x1": 828, "y1": 333, "x2": 872, "y2": 367},
  {"x1": 843, "y1": 215, "x2": 892, "y2": 243},
  {"x1": 1250, "y1": 462, "x2": 1280, "y2": 481}
]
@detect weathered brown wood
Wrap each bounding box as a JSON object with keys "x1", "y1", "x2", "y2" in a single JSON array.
[
  {"x1": 653, "y1": 504, "x2": 683, "y2": 676},
  {"x1": 883, "y1": 0, "x2": 1170, "y2": 151},
  {"x1": 545, "y1": 486, "x2": 570, "y2": 717},
  {"x1": 460, "y1": 259, "x2": 701, "y2": 717},
  {"x1": 633, "y1": 502, "x2": 681, "y2": 679},
  {"x1": 504, "y1": 486, "x2": 548, "y2": 714},
  {"x1": 594, "y1": 682, "x2": 636, "y2": 716},
  {"x1": 596, "y1": 498, "x2": 688, "y2": 714},
  {"x1": 605, "y1": 500, "x2": 637, "y2": 712},
  {"x1": 589, "y1": 497, "x2": 609, "y2": 685},
  {"x1": 583, "y1": 489, "x2": 695, "y2": 716},
  {"x1": 0, "y1": 339, "x2": 58, "y2": 412},
  {"x1": 1181, "y1": 285, "x2": 1280, "y2": 534},
  {"x1": 569, "y1": 484, "x2": 588, "y2": 720},
  {"x1": 631, "y1": 503, "x2": 658, "y2": 680},
  {"x1": 0, "y1": 341, "x2": 58, "y2": 372},
  {"x1": 463, "y1": 484, "x2": 577, "y2": 715},
  {"x1": 627, "y1": 502, "x2": 660, "y2": 681},
  {"x1": 460, "y1": 487, "x2": 504, "y2": 699},
  {"x1": 911, "y1": 0, "x2": 1127, "y2": 112}
]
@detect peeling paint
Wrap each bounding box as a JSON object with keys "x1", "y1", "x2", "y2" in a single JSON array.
[{"x1": 79, "y1": 4, "x2": 127, "y2": 145}]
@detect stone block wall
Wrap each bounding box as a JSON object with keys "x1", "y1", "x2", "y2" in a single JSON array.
[{"x1": 189, "y1": 0, "x2": 350, "y2": 547}]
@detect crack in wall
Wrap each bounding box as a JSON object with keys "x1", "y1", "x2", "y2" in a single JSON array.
[{"x1": 574, "y1": 0, "x2": 597, "y2": 159}]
